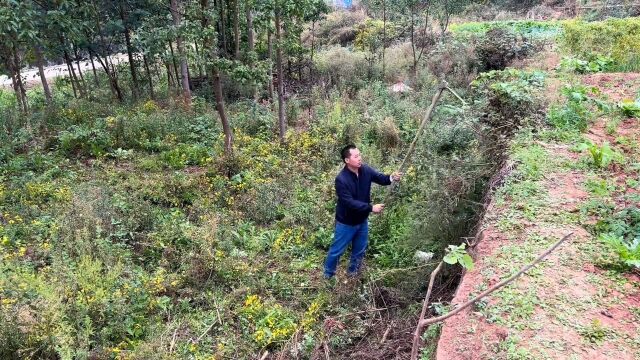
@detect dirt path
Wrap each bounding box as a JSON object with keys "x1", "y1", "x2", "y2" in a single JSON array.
[{"x1": 435, "y1": 72, "x2": 640, "y2": 359}]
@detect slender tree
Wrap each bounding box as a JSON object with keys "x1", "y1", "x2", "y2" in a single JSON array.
[
  {"x1": 201, "y1": 0, "x2": 233, "y2": 155},
  {"x1": 170, "y1": 0, "x2": 192, "y2": 106}
]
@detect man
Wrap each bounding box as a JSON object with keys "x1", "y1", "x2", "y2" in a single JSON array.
[{"x1": 323, "y1": 144, "x2": 401, "y2": 280}]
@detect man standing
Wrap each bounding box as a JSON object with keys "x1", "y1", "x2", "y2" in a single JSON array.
[{"x1": 324, "y1": 144, "x2": 401, "y2": 280}]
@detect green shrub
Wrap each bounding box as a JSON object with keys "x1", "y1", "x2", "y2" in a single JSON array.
[
  {"x1": 160, "y1": 144, "x2": 212, "y2": 169},
  {"x1": 381, "y1": 42, "x2": 414, "y2": 82},
  {"x1": 0, "y1": 88, "x2": 17, "y2": 110},
  {"x1": 234, "y1": 176, "x2": 290, "y2": 225},
  {"x1": 310, "y1": 9, "x2": 366, "y2": 46},
  {"x1": 354, "y1": 19, "x2": 399, "y2": 54},
  {"x1": 427, "y1": 38, "x2": 479, "y2": 88},
  {"x1": 472, "y1": 68, "x2": 545, "y2": 130},
  {"x1": 561, "y1": 18, "x2": 640, "y2": 71},
  {"x1": 231, "y1": 101, "x2": 275, "y2": 137},
  {"x1": 314, "y1": 46, "x2": 369, "y2": 91},
  {"x1": 451, "y1": 20, "x2": 561, "y2": 39},
  {"x1": 475, "y1": 27, "x2": 537, "y2": 71},
  {"x1": 547, "y1": 102, "x2": 590, "y2": 132},
  {"x1": 57, "y1": 125, "x2": 112, "y2": 157}
]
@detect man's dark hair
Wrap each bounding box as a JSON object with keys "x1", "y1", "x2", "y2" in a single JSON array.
[{"x1": 341, "y1": 144, "x2": 357, "y2": 162}]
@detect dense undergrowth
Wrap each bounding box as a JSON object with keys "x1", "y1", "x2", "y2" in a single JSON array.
[
  {"x1": 1, "y1": 11, "x2": 640, "y2": 360},
  {"x1": 0, "y1": 73, "x2": 511, "y2": 358}
]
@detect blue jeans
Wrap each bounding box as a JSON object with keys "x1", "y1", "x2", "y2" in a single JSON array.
[{"x1": 324, "y1": 221, "x2": 368, "y2": 278}]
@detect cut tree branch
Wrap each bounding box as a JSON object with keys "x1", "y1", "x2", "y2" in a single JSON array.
[{"x1": 410, "y1": 232, "x2": 573, "y2": 360}]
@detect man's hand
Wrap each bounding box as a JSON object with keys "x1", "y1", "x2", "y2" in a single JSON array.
[
  {"x1": 372, "y1": 204, "x2": 385, "y2": 213},
  {"x1": 391, "y1": 172, "x2": 403, "y2": 182}
]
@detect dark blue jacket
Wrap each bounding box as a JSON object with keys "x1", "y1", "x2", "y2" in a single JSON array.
[{"x1": 335, "y1": 164, "x2": 392, "y2": 225}]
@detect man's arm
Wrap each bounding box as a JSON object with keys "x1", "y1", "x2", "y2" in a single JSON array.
[
  {"x1": 368, "y1": 165, "x2": 393, "y2": 186},
  {"x1": 336, "y1": 178, "x2": 373, "y2": 212}
]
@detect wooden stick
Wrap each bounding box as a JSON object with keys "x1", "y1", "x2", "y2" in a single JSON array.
[
  {"x1": 169, "y1": 322, "x2": 180, "y2": 353},
  {"x1": 381, "y1": 325, "x2": 392, "y2": 343},
  {"x1": 323, "y1": 341, "x2": 330, "y2": 360},
  {"x1": 383, "y1": 84, "x2": 446, "y2": 204},
  {"x1": 384, "y1": 80, "x2": 467, "y2": 203},
  {"x1": 213, "y1": 295, "x2": 222, "y2": 324},
  {"x1": 445, "y1": 85, "x2": 467, "y2": 106},
  {"x1": 195, "y1": 320, "x2": 217, "y2": 343},
  {"x1": 397, "y1": 84, "x2": 446, "y2": 175},
  {"x1": 410, "y1": 261, "x2": 443, "y2": 360},
  {"x1": 428, "y1": 232, "x2": 572, "y2": 328},
  {"x1": 259, "y1": 351, "x2": 269, "y2": 360}
]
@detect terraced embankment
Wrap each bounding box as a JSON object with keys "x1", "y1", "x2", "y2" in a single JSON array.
[{"x1": 436, "y1": 71, "x2": 640, "y2": 359}]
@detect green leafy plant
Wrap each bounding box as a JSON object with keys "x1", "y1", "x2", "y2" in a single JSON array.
[
  {"x1": 559, "y1": 54, "x2": 614, "y2": 74},
  {"x1": 617, "y1": 99, "x2": 640, "y2": 118},
  {"x1": 547, "y1": 84, "x2": 611, "y2": 132},
  {"x1": 600, "y1": 233, "x2": 640, "y2": 269},
  {"x1": 579, "y1": 319, "x2": 609, "y2": 344},
  {"x1": 576, "y1": 141, "x2": 624, "y2": 168},
  {"x1": 443, "y1": 243, "x2": 474, "y2": 270}
]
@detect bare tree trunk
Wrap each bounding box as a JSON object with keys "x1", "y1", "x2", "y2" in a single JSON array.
[
  {"x1": 410, "y1": 5, "x2": 417, "y2": 78},
  {"x1": 267, "y1": 29, "x2": 274, "y2": 103},
  {"x1": 202, "y1": 0, "x2": 233, "y2": 156},
  {"x1": 233, "y1": 0, "x2": 240, "y2": 59},
  {"x1": 309, "y1": 20, "x2": 316, "y2": 120},
  {"x1": 382, "y1": 0, "x2": 386, "y2": 80},
  {"x1": 120, "y1": 0, "x2": 139, "y2": 100},
  {"x1": 90, "y1": 0, "x2": 123, "y2": 102},
  {"x1": 168, "y1": 41, "x2": 181, "y2": 96},
  {"x1": 34, "y1": 44, "x2": 53, "y2": 105},
  {"x1": 143, "y1": 54, "x2": 155, "y2": 99},
  {"x1": 310, "y1": 21, "x2": 315, "y2": 84},
  {"x1": 89, "y1": 53, "x2": 100, "y2": 86},
  {"x1": 73, "y1": 44, "x2": 87, "y2": 92},
  {"x1": 170, "y1": 0, "x2": 191, "y2": 106},
  {"x1": 63, "y1": 46, "x2": 84, "y2": 97},
  {"x1": 93, "y1": 50, "x2": 124, "y2": 102},
  {"x1": 212, "y1": 67, "x2": 233, "y2": 154},
  {"x1": 186, "y1": 63, "x2": 192, "y2": 91},
  {"x1": 194, "y1": 41, "x2": 204, "y2": 78},
  {"x1": 412, "y1": 10, "x2": 431, "y2": 81},
  {"x1": 111, "y1": 57, "x2": 125, "y2": 102},
  {"x1": 245, "y1": 4, "x2": 257, "y2": 100},
  {"x1": 218, "y1": 0, "x2": 228, "y2": 55},
  {"x1": 275, "y1": 7, "x2": 286, "y2": 142},
  {"x1": 13, "y1": 49, "x2": 28, "y2": 113},
  {"x1": 9, "y1": 68, "x2": 24, "y2": 112},
  {"x1": 166, "y1": 61, "x2": 174, "y2": 89},
  {"x1": 66, "y1": 60, "x2": 78, "y2": 98},
  {"x1": 5, "y1": 53, "x2": 26, "y2": 113},
  {"x1": 246, "y1": 3, "x2": 254, "y2": 53}
]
